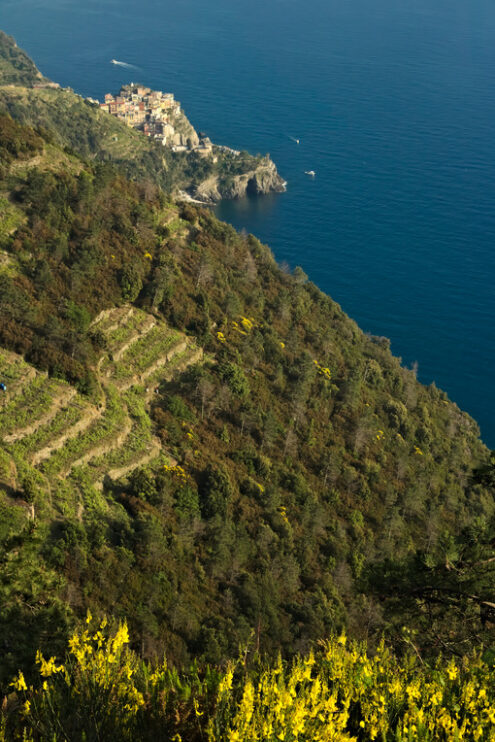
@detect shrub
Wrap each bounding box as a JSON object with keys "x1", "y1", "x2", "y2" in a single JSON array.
[{"x1": 6, "y1": 621, "x2": 495, "y2": 742}]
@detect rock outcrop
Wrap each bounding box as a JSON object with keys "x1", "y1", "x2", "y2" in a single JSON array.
[
  {"x1": 192, "y1": 157, "x2": 286, "y2": 203},
  {"x1": 169, "y1": 108, "x2": 200, "y2": 148},
  {"x1": 190, "y1": 176, "x2": 222, "y2": 203}
]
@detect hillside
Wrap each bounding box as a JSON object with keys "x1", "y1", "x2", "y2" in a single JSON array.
[
  {"x1": 0, "y1": 32, "x2": 285, "y2": 200},
  {"x1": 0, "y1": 110, "x2": 494, "y2": 694},
  {"x1": 0, "y1": 31, "x2": 48, "y2": 87}
]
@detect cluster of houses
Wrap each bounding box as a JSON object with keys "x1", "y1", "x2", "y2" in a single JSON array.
[{"x1": 98, "y1": 84, "x2": 213, "y2": 155}]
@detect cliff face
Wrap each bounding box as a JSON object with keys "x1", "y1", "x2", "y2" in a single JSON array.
[
  {"x1": 234, "y1": 158, "x2": 287, "y2": 197},
  {"x1": 170, "y1": 108, "x2": 200, "y2": 148},
  {"x1": 192, "y1": 157, "x2": 286, "y2": 203}
]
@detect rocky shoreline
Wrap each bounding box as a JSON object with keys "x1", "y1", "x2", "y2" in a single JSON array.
[{"x1": 187, "y1": 156, "x2": 287, "y2": 204}]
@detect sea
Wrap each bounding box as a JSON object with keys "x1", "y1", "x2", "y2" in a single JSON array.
[{"x1": 2, "y1": 0, "x2": 495, "y2": 446}]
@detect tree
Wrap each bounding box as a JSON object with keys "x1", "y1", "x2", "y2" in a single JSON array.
[
  {"x1": 120, "y1": 263, "x2": 144, "y2": 302},
  {"x1": 199, "y1": 464, "x2": 234, "y2": 519},
  {"x1": 218, "y1": 362, "x2": 249, "y2": 400}
]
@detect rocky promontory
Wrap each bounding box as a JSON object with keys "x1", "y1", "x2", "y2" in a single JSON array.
[{"x1": 191, "y1": 156, "x2": 286, "y2": 203}]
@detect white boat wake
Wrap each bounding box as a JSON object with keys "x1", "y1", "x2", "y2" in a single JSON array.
[{"x1": 110, "y1": 59, "x2": 138, "y2": 69}]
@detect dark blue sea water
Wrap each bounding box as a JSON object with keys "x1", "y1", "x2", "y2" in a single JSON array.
[{"x1": 2, "y1": 0, "x2": 495, "y2": 445}]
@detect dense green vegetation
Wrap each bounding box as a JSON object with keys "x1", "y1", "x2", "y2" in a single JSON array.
[
  {"x1": 0, "y1": 34, "x2": 494, "y2": 738},
  {"x1": 0, "y1": 109, "x2": 493, "y2": 701}
]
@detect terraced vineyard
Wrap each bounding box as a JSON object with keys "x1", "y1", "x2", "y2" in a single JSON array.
[{"x1": 0, "y1": 308, "x2": 203, "y2": 508}]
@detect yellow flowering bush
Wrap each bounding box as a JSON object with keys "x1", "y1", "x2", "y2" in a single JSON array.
[
  {"x1": 208, "y1": 637, "x2": 495, "y2": 741},
  {"x1": 9, "y1": 615, "x2": 146, "y2": 740},
  {"x1": 3, "y1": 615, "x2": 218, "y2": 741},
  {"x1": 313, "y1": 358, "x2": 332, "y2": 381},
  {"x1": 163, "y1": 463, "x2": 188, "y2": 479},
  {"x1": 4, "y1": 622, "x2": 495, "y2": 741}
]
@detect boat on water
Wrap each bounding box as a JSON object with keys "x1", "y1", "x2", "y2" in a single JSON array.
[
  {"x1": 110, "y1": 59, "x2": 118, "y2": 64},
  {"x1": 305, "y1": 170, "x2": 316, "y2": 177}
]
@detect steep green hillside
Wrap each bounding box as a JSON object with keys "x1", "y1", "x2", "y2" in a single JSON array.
[
  {"x1": 0, "y1": 111, "x2": 493, "y2": 692},
  {"x1": 0, "y1": 31, "x2": 46, "y2": 87}
]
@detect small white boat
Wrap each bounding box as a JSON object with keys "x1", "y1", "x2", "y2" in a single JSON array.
[
  {"x1": 305, "y1": 170, "x2": 316, "y2": 177},
  {"x1": 110, "y1": 59, "x2": 137, "y2": 69}
]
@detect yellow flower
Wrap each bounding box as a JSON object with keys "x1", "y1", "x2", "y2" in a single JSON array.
[
  {"x1": 238, "y1": 680, "x2": 255, "y2": 726},
  {"x1": 218, "y1": 668, "x2": 234, "y2": 695},
  {"x1": 240, "y1": 316, "x2": 254, "y2": 331},
  {"x1": 38, "y1": 654, "x2": 65, "y2": 678},
  {"x1": 11, "y1": 671, "x2": 27, "y2": 692},
  {"x1": 112, "y1": 622, "x2": 130, "y2": 652},
  {"x1": 446, "y1": 661, "x2": 458, "y2": 681}
]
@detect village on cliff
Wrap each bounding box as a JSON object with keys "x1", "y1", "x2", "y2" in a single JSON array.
[{"x1": 97, "y1": 83, "x2": 234, "y2": 157}]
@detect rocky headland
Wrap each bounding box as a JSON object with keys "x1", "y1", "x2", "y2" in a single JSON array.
[
  {"x1": 0, "y1": 32, "x2": 286, "y2": 203},
  {"x1": 190, "y1": 156, "x2": 286, "y2": 203}
]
